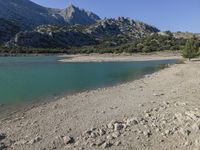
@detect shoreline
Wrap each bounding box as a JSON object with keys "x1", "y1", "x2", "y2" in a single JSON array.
[
  {"x1": 2, "y1": 56, "x2": 200, "y2": 150},
  {"x1": 0, "y1": 59, "x2": 175, "y2": 121},
  {"x1": 58, "y1": 51, "x2": 181, "y2": 63}
]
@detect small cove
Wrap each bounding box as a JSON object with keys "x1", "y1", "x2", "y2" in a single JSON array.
[{"x1": 0, "y1": 56, "x2": 178, "y2": 118}]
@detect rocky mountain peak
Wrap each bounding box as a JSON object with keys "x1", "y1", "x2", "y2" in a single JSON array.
[{"x1": 60, "y1": 4, "x2": 101, "y2": 25}]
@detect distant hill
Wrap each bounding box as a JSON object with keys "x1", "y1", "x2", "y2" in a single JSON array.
[
  {"x1": 0, "y1": 0, "x2": 100, "y2": 29},
  {"x1": 6, "y1": 17, "x2": 160, "y2": 48},
  {"x1": 173, "y1": 32, "x2": 200, "y2": 40}
]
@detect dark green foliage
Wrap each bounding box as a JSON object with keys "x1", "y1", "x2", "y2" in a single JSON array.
[
  {"x1": 0, "y1": 32, "x2": 191, "y2": 55},
  {"x1": 182, "y1": 36, "x2": 199, "y2": 59},
  {"x1": 0, "y1": 33, "x2": 194, "y2": 54}
]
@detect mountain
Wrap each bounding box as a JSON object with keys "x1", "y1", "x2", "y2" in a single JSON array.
[
  {"x1": 59, "y1": 4, "x2": 101, "y2": 25},
  {"x1": 0, "y1": 0, "x2": 162, "y2": 51},
  {"x1": 0, "y1": 0, "x2": 100, "y2": 29},
  {"x1": 7, "y1": 25, "x2": 97, "y2": 48},
  {"x1": 85, "y1": 17, "x2": 159, "y2": 45},
  {"x1": 173, "y1": 32, "x2": 200, "y2": 40},
  {"x1": 0, "y1": 18, "x2": 20, "y2": 44},
  {"x1": 6, "y1": 17, "x2": 159, "y2": 48}
]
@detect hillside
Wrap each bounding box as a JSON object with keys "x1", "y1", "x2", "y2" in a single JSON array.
[
  {"x1": 0, "y1": 0, "x2": 199, "y2": 54},
  {"x1": 5, "y1": 17, "x2": 160, "y2": 49},
  {"x1": 0, "y1": 0, "x2": 100, "y2": 29}
]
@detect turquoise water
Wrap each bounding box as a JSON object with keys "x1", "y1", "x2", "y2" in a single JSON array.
[{"x1": 0, "y1": 56, "x2": 177, "y2": 105}]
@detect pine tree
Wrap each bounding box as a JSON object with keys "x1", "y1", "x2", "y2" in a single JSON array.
[{"x1": 182, "y1": 36, "x2": 199, "y2": 60}]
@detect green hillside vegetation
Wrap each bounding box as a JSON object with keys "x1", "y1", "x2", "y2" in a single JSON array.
[{"x1": 0, "y1": 32, "x2": 188, "y2": 54}]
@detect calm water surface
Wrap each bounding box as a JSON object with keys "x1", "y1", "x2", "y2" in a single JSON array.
[{"x1": 0, "y1": 56, "x2": 177, "y2": 106}]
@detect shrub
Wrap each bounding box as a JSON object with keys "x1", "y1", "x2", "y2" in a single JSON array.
[{"x1": 182, "y1": 36, "x2": 199, "y2": 60}]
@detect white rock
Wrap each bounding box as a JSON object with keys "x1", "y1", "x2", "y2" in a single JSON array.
[
  {"x1": 107, "y1": 120, "x2": 115, "y2": 129},
  {"x1": 112, "y1": 131, "x2": 120, "y2": 138},
  {"x1": 106, "y1": 135, "x2": 114, "y2": 140},
  {"x1": 99, "y1": 129, "x2": 106, "y2": 136},
  {"x1": 192, "y1": 123, "x2": 200, "y2": 131},
  {"x1": 14, "y1": 139, "x2": 27, "y2": 145},
  {"x1": 114, "y1": 141, "x2": 121, "y2": 146},
  {"x1": 28, "y1": 136, "x2": 42, "y2": 145},
  {"x1": 195, "y1": 138, "x2": 200, "y2": 146},
  {"x1": 143, "y1": 130, "x2": 151, "y2": 137},
  {"x1": 145, "y1": 113, "x2": 151, "y2": 118},
  {"x1": 114, "y1": 122, "x2": 124, "y2": 131},
  {"x1": 63, "y1": 136, "x2": 74, "y2": 144},
  {"x1": 179, "y1": 128, "x2": 190, "y2": 136},
  {"x1": 101, "y1": 142, "x2": 112, "y2": 149},
  {"x1": 185, "y1": 111, "x2": 199, "y2": 120},
  {"x1": 126, "y1": 118, "x2": 138, "y2": 125},
  {"x1": 90, "y1": 132, "x2": 97, "y2": 138}
]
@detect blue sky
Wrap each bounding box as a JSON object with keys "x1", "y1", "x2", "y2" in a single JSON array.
[{"x1": 31, "y1": 0, "x2": 200, "y2": 33}]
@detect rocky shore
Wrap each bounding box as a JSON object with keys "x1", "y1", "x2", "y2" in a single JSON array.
[
  {"x1": 58, "y1": 52, "x2": 181, "y2": 63},
  {"x1": 1, "y1": 60, "x2": 200, "y2": 150}
]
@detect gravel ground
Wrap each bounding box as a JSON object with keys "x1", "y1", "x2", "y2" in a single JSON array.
[{"x1": 1, "y1": 60, "x2": 200, "y2": 150}]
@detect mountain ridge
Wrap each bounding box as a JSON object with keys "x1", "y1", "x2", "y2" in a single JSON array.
[
  {"x1": 1, "y1": 0, "x2": 198, "y2": 54},
  {"x1": 6, "y1": 17, "x2": 160, "y2": 48},
  {"x1": 0, "y1": 0, "x2": 101, "y2": 29}
]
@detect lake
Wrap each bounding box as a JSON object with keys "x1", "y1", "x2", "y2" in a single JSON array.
[{"x1": 0, "y1": 56, "x2": 177, "y2": 107}]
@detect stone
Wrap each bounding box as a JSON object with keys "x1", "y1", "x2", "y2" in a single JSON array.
[
  {"x1": 112, "y1": 131, "x2": 121, "y2": 138},
  {"x1": 192, "y1": 123, "x2": 200, "y2": 131},
  {"x1": 175, "y1": 113, "x2": 185, "y2": 122},
  {"x1": 179, "y1": 128, "x2": 191, "y2": 136},
  {"x1": 96, "y1": 140, "x2": 105, "y2": 146},
  {"x1": 90, "y1": 132, "x2": 97, "y2": 138},
  {"x1": 184, "y1": 141, "x2": 192, "y2": 146},
  {"x1": 153, "y1": 108, "x2": 159, "y2": 112},
  {"x1": 195, "y1": 138, "x2": 200, "y2": 146},
  {"x1": 155, "y1": 128, "x2": 160, "y2": 132},
  {"x1": 90, "y1": 143, "x2": 96, "y2": 147},
  {"x1": 114, "y1": 141, "x2": 121, "y2": 146},
  {"x1": 143, "y1": 130, "x2": 151, "y2": 137},
  {"x1": 140, "y1": 118, "x2": 148, "y2": 125},
  {"x1": 185, "y1": 111, "x2": 199, "y2": 120},
  {"x1": 139, "y1": 104, "x2": 144, "y2": 107},
  {"x1": 29, "y1": 136, "x2": 42, "y2": 145},
  {"x1": 172, "y1": 127, "x2": 178, "y2": 132},
  {"x1": 114, "y1": 122, "x2": 124, "y2": 131},
  {"x1": 106, "y1": 135, "x2": 114, "y2": 140},
  {"x1": 63, "y1": 136, "x2": 75, "y2": 144},
  {"x1": 145, "y1": 113, "x2": 151, "y2": 118},
  {"x1": 107, "y1": 120, "x2": 115, "y2": 129},
  {"x1": 163, "y1": 101, "x2": 169, "y2": 105},
  {"x1": 52, "y1": 104, "x2": 59, "y2": 109},
  {"x1": 84, "y1": 130, "x2": 92, "y2": 135},
  {"x1": 14, "y1": 139, "x2": 27, "y2": 145},
  {"x1": 90, "y1": 128, "x2": 97, "y2": 131},
  {"x1": 0, "y1": 134, "x2": 6, "y2": 141},
  {"x1": 101, "y1": 142, "x2": 112, "y2": 149},
  {"x1": 160, "y1": 139, "x2": 164, "y2": 142},
  {"x1": 99, "y1": 129, "x2": 106, "y2": 136},
  {"x1": 165, "y1": 130, "x2": 173, "y2": 136},
  {"x1": 126, "y1": 118, "x2": 138, "y2": 125},
  {"x1": 0, "y1": 142, "x2": 6, "y2": 150}
]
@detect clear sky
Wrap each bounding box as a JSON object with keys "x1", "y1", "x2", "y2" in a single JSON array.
[{"x1": 31, "y1": 0, "x2": 200, "y2": 33}]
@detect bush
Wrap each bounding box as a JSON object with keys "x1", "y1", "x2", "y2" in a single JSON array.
[{"x1": 182, "y1": 36, "x2": 199, "y2": 60}]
